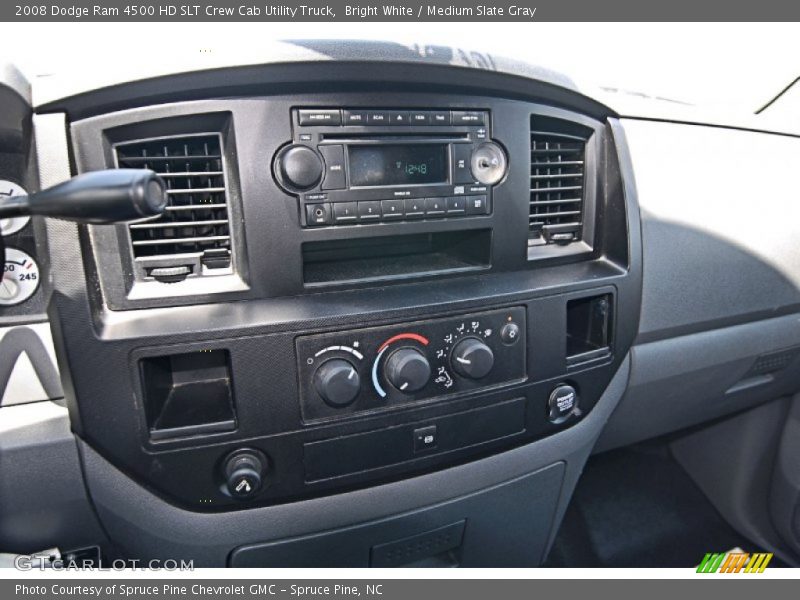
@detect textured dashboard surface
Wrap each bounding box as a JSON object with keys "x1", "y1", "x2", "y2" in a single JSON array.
[{"x1": 623, "y1": 118, "x2": 800, "y2": 342}]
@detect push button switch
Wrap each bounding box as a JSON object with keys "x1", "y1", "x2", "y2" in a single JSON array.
[
  {"x1": 466, "y1": 195, "x2": 490, "y2": 215},
  {"x1": 343, "y1": 110, "x2": 367, "y2": 125},
  {"x1": 389, "y1": 111, "x2": 411, "y2": 125},
  {"x1": 425, "y1": 197, "x2": 446, "y2": 217},
  {"x1": 500, "y1": 322, "x2": 520, "y2": 345},
  {"x1": 404, "y1": 198, "x2": 425, "y2": 219},
  {"x1": 452, "y1": 144, "x2": 474, "y2": 184},
  {"x1": 451, "y1": 111, "x2": 485, "y2": 125},
  {"x1": 357, "y1": 200, "x2": 381, "y2": 220},
  {"x1": 333, "y1": 202, "x2": 358, "y2": 223},
  {"x1": 298, "y1": 109, "x2": 341, "y2": 126},
  {"x1": 367, "y1": 111, "x2": 391, "y2": 125},
  {"x1": 381, "y1": 199, "x2": 404, "y2": 219},
  {"x1": 413, "y1": 425, "x2": 438, "y2": 453},
  {"x1": 446, "y1": 196, "x2": 466, "y2": 215},
  {"x1": 319, "y1": 145, "x2": 346, "y2": 190}
]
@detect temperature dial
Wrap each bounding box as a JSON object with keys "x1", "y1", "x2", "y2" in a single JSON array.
[
  {"x1": 451, "y1": 337, "x2": 494, "y2": 379},
  {"x1": 384, "y1": 347, "x2": 431, "y2": 393},
  {"x1": 1, "y1": 248, "x2": 40, "y2": 306},
  {"x1": 314, "y1": 358, "x2": 360, "y2": 407}
]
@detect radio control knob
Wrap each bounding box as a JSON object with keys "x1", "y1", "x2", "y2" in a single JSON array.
[
  {"x1": 470, "y1": 142, "x2": 507, "y2": 185},
  {"x1": 275, "y1": 144, "x2": 323, "y2": 192},
  {"x1": 451, "y1": 337, "x2": 494, "y2": 379},
  {"x1": 384, "y1": 347, "x2": 431, "y2": 393},
  {"x1": 314, "y1": 359, "x2": 361, "y2": 407}
]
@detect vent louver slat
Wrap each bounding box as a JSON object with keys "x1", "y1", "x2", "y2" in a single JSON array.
[
  {"x1": 115, "y1": 135, "x2": 232, "y2": 269},
  {"x1": 529, "y1": 117, "x2": 590, "y2": 246}
]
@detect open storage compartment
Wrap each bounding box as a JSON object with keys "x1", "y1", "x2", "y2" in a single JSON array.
[
  {"x1": 139, "y1": 349, "x2": 236, "y2": 440},
  {"x1": 566, "y1": 294, "x2": 612, "y2": 366},
  {"x1": 302, "y1": 229, "x2": 491, "y2": 286}
]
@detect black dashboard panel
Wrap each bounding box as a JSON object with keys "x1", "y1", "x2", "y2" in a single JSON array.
[
  {"x1": 3, "y1": 41, "x2": 798, "y2": 566},
  {"x1": 38, "y1": 60, "x2": 642, "y2": 512}
]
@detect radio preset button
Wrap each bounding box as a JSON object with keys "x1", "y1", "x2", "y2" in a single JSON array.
[
  {"x1": 357, "y1": 201, "x2": 381, "y2": 220},
  {"x1": 381, "y1": 199, "x2": 404, "y2": 219},
  {"x1": 333, "y1": 203, "x2": 358, "y2": 223},
  {"x1": 451, "y1": 111, "x2": 485, "y2": 125},
  {"x1": 306, "y1": 203, "x2": 333, "y2": 226},
  {"x1": 343, "y1": 110, "x2": 367, "y2": 125},
  {"x1": 404, "y1": 198, "x2": 425, "y2": 219},
  {"x1": 298, "y1": 109, "x2": 341, "y2": 126},
  {"x1": 319, "y1": 145, "x2": 346, "y2": 190},
  {"x1": 425, "y1": 197, "x2": 446, "y2": 217},
  {"x1": 466, "y1": 195, "x2": 490, "y2": 216},
  {"x1": 446, "y1": 196, "x2": 466, "y2": 215}
]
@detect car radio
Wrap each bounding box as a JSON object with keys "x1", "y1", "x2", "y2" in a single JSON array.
[{"x1": 272, "y1": 108, "x2": 508, "y2": 227}]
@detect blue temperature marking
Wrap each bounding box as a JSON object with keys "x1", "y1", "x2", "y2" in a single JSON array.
[{"x1": 371, "y1": 346, "x2": 388, "y2": 398}]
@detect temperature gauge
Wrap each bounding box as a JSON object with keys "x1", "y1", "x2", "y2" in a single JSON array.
[{"x1": 1, "y1": 248, "x2": 40, "y2": 306}]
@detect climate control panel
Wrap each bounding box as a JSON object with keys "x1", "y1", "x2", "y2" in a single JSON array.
[{"x1": 296, "y1": 307, "x2": 526, "y2": 422}]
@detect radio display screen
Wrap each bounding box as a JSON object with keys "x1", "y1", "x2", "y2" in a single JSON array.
[{"x1": 348, "y1": 144, "x2": 448, "y2": 187}]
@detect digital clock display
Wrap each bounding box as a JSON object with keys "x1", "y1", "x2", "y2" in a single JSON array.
[{"x1": 348, "y1": 144, "x2": 448, "y2": 187}]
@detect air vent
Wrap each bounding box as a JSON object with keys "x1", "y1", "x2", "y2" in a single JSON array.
[
  {"x1": 115, "y1": 134, "x2": 232, "y2": 277},
  {"x1": 529, "y1": 116, "x2": 590, "y2": 246}
]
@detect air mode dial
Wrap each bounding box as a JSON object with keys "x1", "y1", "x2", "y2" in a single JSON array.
[{"x1": 451, "y1": 337, "x2": 495, "y2": 379}]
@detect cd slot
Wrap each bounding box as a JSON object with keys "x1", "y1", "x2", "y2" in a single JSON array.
[
  {"x1": 302, "y1": 229, "x2": 491, "y2": 286},
  {"x1": 319, "y1": 133, "x2": 469, "y2": 142}
]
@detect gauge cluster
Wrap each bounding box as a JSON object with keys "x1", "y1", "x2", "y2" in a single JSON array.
[{"x1": 1, "y1": 180, "x2": 43, "y2": 311}]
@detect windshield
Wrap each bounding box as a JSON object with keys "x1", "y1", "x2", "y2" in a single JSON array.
[{"x1": 4, "y1": 22, "x2": 799, "y2": 114}]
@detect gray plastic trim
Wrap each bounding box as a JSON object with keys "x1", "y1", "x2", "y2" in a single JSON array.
[
  {"x1": 77, "y1": 356, "x2": 629, "y2": 566},
  {"x1": 0, "y1": 401, "x2": 106, "y2": 555},
  {"x1": 671, "y1": 397, "x2": 799, "y2": 566},
  {"x1": 622, "y1": 119, "x2": 800, "y2": 343},
  {"x1": 597, "y1": 313, "x2": 800, "y2": 452},
  {"x1": 770, "y1": 393, "x2": 800, "y2": 555}
]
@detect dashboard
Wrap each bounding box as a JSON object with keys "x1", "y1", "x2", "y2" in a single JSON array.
[{"x1": 1, "y1": 41, "x2": 799, "y2": 567}]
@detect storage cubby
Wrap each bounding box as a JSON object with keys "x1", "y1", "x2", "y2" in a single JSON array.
[
  {"x1": 566, "y1": 294, "x2": 612, "y2": 365},
  {"x1": 139, "y1": 349, "x2": 236, "y2": 440},
  {"x1": 302, "y1": 229, "x2": 491, "y2": 286}
]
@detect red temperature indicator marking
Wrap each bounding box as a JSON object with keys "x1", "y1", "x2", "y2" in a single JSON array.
[{"x1": 378, "y1": 333, "x2": 429, "y2": 352}]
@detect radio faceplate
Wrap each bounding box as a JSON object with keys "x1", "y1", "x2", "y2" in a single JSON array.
[
  {"x1": 273, "y1": 108, "x2": 503, "y2": 227},
  {"x1": 296, "y1": 306, "x2": 527, "y2": 423}
]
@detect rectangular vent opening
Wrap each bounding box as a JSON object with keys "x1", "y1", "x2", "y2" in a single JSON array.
[
  {"x1": 115, "y1": 134, "x2": 232, "y2": 271},
  {"x1": 529, "y1": 116, "x2": 591, "y2": 246}
]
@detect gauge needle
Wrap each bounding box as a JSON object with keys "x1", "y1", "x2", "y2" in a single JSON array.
[{"x1": 0, "y1": 275, "x2": 18, "y2": 299}]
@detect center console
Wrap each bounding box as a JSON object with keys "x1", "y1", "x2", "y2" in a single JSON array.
[{"x1": 34, "y1": 47, "x2": 641, "y2": 564}]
